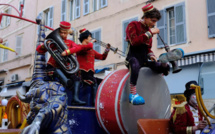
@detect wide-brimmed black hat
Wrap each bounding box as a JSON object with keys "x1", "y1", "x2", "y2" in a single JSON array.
[{"x1": 184, "y1": 80, "x2": 198, "y2": 101}]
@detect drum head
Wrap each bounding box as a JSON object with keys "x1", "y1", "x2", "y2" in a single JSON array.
[{"x1": 96, "y1": 68, "x2": 171, "y2": 134}]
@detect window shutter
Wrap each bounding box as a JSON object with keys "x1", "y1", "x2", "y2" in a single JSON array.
[
  {"x1": 37, "y1": 12, "x2": 42, "y2": 35},
  {"x1": 3, "y1": 42, "x2": 8, "y2": 61},
  {"x1": 93, "y1": 0, "x2": 98, "y2": 11},
  {"x1": 75, "y1": 0, "x2": 80, "y2": 18},
  {"x1": 16, "y1": 36, "x2": 22, "y2": 56},
  {"x1": 174, "y1": 2, "x2": 186, "y2": 44},
  {"x1": 157, "y1": 10, "x2": 167, "y2": 48},
  {"x1": 100, "y1": 0, "x2": 107, "y2": 8},
  {"x1": 61, "y1": 0, "x2": 67, "y2": 21},
  {"x1": 93, "y1": 30, "x2": 101, "y2": 53},
  {"x1": 6, "y1": 8, "x2": 11, "y2": 26},
  {"x1": 70, "y1": 1, "x2": 74, "y2": 21},
  {"x1": 123, "y1": 21, "x2": 130, "y2": 53},
  {"x1": 83, "y1": 0, "x2": 89, "y2": 15},
  {"x1": 123, "y1": 17, "x2": 138, "y2": 53},
  {"x1": 207, "y1": 0, "x2": 215, "y2": 38},
  {"x1": 22, "y1": 0, "x2": 25, "y2": 16},
  {"x1": 48, "y1": 6, "x2": 54, "y2": 28}
]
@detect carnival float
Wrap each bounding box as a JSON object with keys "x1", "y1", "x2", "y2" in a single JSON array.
[{"x1": 0, "y1": 2, "x2": 215, "y2": 134}]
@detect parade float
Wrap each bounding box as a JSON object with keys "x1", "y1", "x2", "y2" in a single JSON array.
[{"x1": 0, "y1": 2, "x2": 215, "y2": 134}]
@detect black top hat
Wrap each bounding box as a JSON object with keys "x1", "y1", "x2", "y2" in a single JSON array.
[{"x1": 184, "y1": 80, "x2": 198, "y2": 101}]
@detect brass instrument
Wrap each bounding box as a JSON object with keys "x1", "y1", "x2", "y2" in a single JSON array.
[
  {"x1": 44, "y1": 28, "x2": 79, "y2": 74},
  {"x1": 93, "y1": 38, "x2": 125, "y2": 57}
]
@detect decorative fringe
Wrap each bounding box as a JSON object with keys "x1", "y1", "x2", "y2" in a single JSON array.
[{"x1": 173, "y1": 101, "x2": 187, "y2": 123}]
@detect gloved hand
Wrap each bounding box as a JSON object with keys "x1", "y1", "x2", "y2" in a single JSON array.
[{"x1": 104, "y1": 43, "x2": 110, "y2": 54}]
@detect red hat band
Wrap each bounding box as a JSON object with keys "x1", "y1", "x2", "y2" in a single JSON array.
[
  {"x1": 60, "y1": 21, "x2": 71, "y2": 30},
  {"x1": 79, "y1": 28, "x2": 87, "y2": 34},
  {"x1": 142, "y1": 4, "x2": 154, "y2": 13}
]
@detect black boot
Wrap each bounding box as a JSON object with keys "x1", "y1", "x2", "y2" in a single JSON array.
[
  {"x1": 151, "y1": 62, "x2": 170, "y2": 76},
  {"x1": 71, "y1": 81, "x2": 86, "y2": 105},
  {"x1": 91, "y1": 83, "x2": 98, "y2": 106},
  {"x1": 53, "y1": 69, "x2": 73, "y2": 87}
]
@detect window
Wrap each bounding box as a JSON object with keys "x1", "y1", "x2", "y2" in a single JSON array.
[
  {"x1": 122, "y1": 17, "x2": 138, "y2": 54},
  {"x1": 157, "y1": 2, "x2": 186, "y2": 48},
  {"x1": 0, "y1": 8, "x2": 11, "y2": 28},
  {"x1": 93, "y1": 0, "x2": 107, "y2": 11},
  {"x1": 69, "y1": 0, "x2": 80, "y2": 20},
  {"x1": 83, "y1": 0, "x2": 90, "y2": 15},
  {"x1": 61, "y1": 0, "x2": 67, "y2": 21},
  {"x1": 0, "y1": 42, "x2": 9, "y2": 62},
  {"x1": 100, "y1": 0, "x2": 107, "y2": 8},
  {"x1": 207, "y1": 0, "x2": 215, "y2": 38},
  {"x1": 75, "y1": 0, "x2": 80, "y2": 18},
  {"x1": 19, "y1": 0, "x2": 25, "y2": 17},
  {"x1": 2, "y1": 42, "x2": 8, "y2": 62},
  {"x1": 44, "y1": 10, "x2": 49, "y2": 28},
  {"x1": 43, "y1": 6, "x2": 54, "y2": 31},
  {"x1": 167, "y1": 8, "x2": 175, "y2": 45},
  {"x1": 93, "y1": 0, "x2": 99, "y2": 11},
  {"x1": 16, "y1": 35, "x2": 23, "y2": 57},
  {"x1": 91, "y1": 29, "x2": 101, "y2": 53},
  {"x1": 70, "y1": 0, "x2": 74, "y2": 21}
]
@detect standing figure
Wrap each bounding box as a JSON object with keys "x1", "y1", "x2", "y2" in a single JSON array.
[
  {"x1": 169, "y1": 81, "x2": 207, "y2": 134},
  {"x1": 68, "y1": 28, "x2": 110, "y2": 105},
  {"x1": 125, "y1": 4, "x2": 170, "y2": 105},
  {"x1": 37, "y1": 21, "x2": 91, "y2": 105}
]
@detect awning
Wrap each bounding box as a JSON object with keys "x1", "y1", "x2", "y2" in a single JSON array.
[
  {"x1": 0, "y1": 86, "x2": 26, "y2": 97},
  {"x1": 166, "y1": 48, "x2": 215, "y2": 94},
  {"x1": 95, "y1": 67, "x2": 110, "y2": 74},
  {"x1": 0, "y1": 69, "x2": 7, "y2": 74},
  {"x1": 0, "y1": 81, "x2": 25, "y2": 97},
  {"x1": 177, "y1": 48, "x2": 215, "y2": 66}
]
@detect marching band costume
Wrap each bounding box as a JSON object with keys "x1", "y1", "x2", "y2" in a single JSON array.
[
  {"x1": 125, "y1": 4, "x2": 170, "y2": 105},
  {"x1": 170, "y1": 81, "x2": 204, "y2": 134},
  {"x1": 76, "y1": 28, "x2": 110, "y2": 105},
  {"x1": 36, "y1": 21, "x2": 91, "y2": 105},
  {"x1": 36, "y1": 22, "x2": 92, "y2": 69}
]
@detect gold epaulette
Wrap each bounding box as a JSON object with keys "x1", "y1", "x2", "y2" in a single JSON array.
[{"x1": 173, "y1": 102, "x2": 187, "y2": 123}]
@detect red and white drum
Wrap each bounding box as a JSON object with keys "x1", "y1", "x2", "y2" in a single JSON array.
[{"x1": 95, "y1": 68, "x2": 171, "y2": 134}]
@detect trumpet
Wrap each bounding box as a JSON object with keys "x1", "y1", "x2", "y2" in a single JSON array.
[{"x1": 92, "y1": 38, "x2": 125, "y2": 57}]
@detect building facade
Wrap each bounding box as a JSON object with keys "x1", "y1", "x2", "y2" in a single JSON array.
[
  {"x1": 0, "y1": 0, "x2": 215, "y2": 109},
  {"x1": 0, "y1": 0, "x2": 38, "y2": 98}
]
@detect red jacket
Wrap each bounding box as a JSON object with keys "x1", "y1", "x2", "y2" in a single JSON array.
[
  {"x1": 125, "y1": 20, "x2": 154, "y2": 57},
  {"x1": 36, "y1": 39, "x2": 92, "y2": 68},
  {"x1": 169, "y1": 103, "x2": 203, "y2": 134},
  {"x1": 76, "y1": 44, "x2": 108, "y2": 72}
]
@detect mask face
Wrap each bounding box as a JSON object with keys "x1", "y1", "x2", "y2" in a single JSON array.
[{"x1": 189, "y1": 94, "x2": 198, "y2": 108}]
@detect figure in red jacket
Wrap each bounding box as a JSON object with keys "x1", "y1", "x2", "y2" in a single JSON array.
[
  {"x1": 125, "y1": 4, "x2": 170, "y2": 105},
  {"x1": 63, "y1": 28, "x2": 110, "y2": 105},
  {"x1": 37, "y1": 21, "x2": 92, "y2": 105},
  {"x1": 170, "y1": 81, "x2": 207, "y2": 134}
]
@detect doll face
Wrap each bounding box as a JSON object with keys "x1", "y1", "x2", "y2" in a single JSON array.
[
  {"x1": 144, "y1": 17, "x2": 158, "y2": 28},
  {"x1": 189, "y1": 94, "x2": 198, "y2": 109},
  {"x1": 85, "y1": 35, "x2": 92, "y2": 44},
  {"x1": 59, "y1": 29, "x2": 69, "y2": 40}
]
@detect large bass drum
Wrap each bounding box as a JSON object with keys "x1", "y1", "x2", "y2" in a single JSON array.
[{"x1": 95, "y1": 68, "x2": 171, "y2": 134}]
